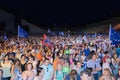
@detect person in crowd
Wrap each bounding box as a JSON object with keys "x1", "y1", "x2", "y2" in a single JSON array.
[
  {"x1": 45, "y1": 48, "x2": 53, "y2": 64},
  {"x1": 80, "y1": 52, "x2": 86, "y2": 63},
  {"x1": 22, "y1": 63, "x2": 35, "y2": 80},
  {"x1": 0, "y1": 69, "x2": 3, "y2": 80},
  {"x1": 7, "y1": 47, "x2": 16, "y2": 63},
  {"x1": 62, "y1": 60, "x2": 70, "y2": 77},
  {"x1": 86, "y1": 68, "x2": 94, "y2": 80},
  {"x1": 57, "y1": 49, "x2": 65, "y2": 59},
  {"x1": 99, "y1": 68, "x2": 115, "y2": 80},
  {"x1": 116, "y1": 45, "x2": 120, "y2": 57},
  {"x1": 73, "y1": 61, "x2": 84, "y2": 75},
  {"x1": 1, "y1": 54, "x2": 12, "y2": 80},
  {"x1": 66, "y1": 69, "x2": 81, "y2": 80},
  {"x1": 116, "y1": 69, "x2": 120, "y2": 80},
  {"x1": 98, "y1": 49, "x2": 105, "y2": 60},
  {"x1": 16, "y1": 49, "x2": 22, "y2": 60},
  {"x1": 54, "y1": 64, "x2": 64, "y2": 80},
  {"x1": 34, "y1": 67, "x2": 44, "y2": 80},
  {"x1": 83, "y1": 45, "x2": 90, "y2": 57},
  {"x1": 87, "y1": 53, "x2": 101, "y2": 80},
  {"x1": 28, "y1": 54, "x2": 37, "y2": 74},
  {"x1": 0, "y1": 48, "x2": 7, "y2": 62},
  {"x1": 35, "y1": 50, "x2": 43, "y2": 61},
  {"x1": 11, "y1": 59, "x2": 22, "y2": 80},
  {"x1": 41, "y1": 58, "x2": 53, "y2": 80},
  {"x1": 69, "y1": 54, "x2": 74, "y2": 65},
  {"x1": 102, "y1": 58, "x2": 112, "y2": 74},
  {"x1": 20, "y1": 55, "x2": 27, "y2": 72},
  {"x1": 102, "y1": 51, "x2": 109, "y2": 63},
  {"x1": 111, "y1": 53, "x2": 119, "y2": 77},
  {"x1": 80, "y1": 70, "x2": 91, "y2": 80}
]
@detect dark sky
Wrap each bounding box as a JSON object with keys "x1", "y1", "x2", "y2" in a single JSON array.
[{"x1": 0, "y1": 0, "x2": 120, "y2": 30}]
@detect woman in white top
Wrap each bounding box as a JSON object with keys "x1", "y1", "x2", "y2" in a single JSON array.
[
  {"x1": 22, "y1": 63, "x2": 35, "y2": 80},
  {"x1": 1, "y1": 54, "x2": 12, "y2": 80}
]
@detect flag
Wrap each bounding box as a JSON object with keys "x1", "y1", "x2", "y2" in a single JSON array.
[
  {"x1": 59, "y1": 32, "x2": 64, "y2": 36},
  {"x1": 18, "y1": 25, "x2": 28, "y2": 38},
  {"x1": 42, "y1": 34, "x2": 53, "y2": 48},
  {"x1": 109, "y1": 24, "x2": 120, "y2": 45},
  {"x1": 4, "y1": 33, "x2": 8, "y2": 40}
]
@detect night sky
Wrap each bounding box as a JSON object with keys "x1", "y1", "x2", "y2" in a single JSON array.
[{"x1": 0, "y1": 0, "x2": 120, "y2": 31}]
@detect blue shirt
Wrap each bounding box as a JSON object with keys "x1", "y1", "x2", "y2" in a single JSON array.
[
  {"x1": 87, "y1": 59, "x2": 101, "y2": 74},
  {"x1": 83, "y1": 48, "x2": 90, "y2": 57},
  {"x1": 73, "y1": 66, "x2": 84, "y2": 75},
  {"x1": 41, "y1": 64, "x2": 53, "y2": 80},
  {"x1": 116, "y1": 48, "x2": 120, "y2": 57}
]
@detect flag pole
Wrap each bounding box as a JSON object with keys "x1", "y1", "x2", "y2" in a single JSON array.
[
  {"x1": 109, "y1": 24, "x2": 111, "y2": 41},
  {"x1": 17, "y1": 25, "x2": 19, "y2": 43}
]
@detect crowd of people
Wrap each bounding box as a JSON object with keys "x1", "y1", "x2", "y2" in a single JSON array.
[{"x1": 0, "y1": 33, "x2": 120, "y2": 80}]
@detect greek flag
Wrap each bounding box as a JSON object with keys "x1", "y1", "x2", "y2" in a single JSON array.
[
  {"x1": 18, "y1": 25, "x2": 28, "y2": 38},
  {"x1": 109, "y1": 24, "x2": 120, "y2": 45}
]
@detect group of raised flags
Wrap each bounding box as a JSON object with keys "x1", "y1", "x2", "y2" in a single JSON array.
[
  {"x1": 3, "y1": 24, "x2": 120, "y2": 45},
  {"x1": 3, "y1": 25, "x2": 28, "y2": 41}
]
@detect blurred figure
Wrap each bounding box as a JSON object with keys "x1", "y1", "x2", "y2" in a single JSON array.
[
  {"x1": 1, "y1": 54, "x2": 12, "y2": 80},
  {"x1": 20, "y1": 55, "x2": 27, "y2": 72},
  {"x1": 66, "y1": 69, "x2": 81, "y2": 80},
  {"x1": 34, "y1": 67, "x2": 44, "y2": 80},
  {"x1": 11, "y1": 59, "x2": 22, "y2": 80},
  {"x1": 0, "y1": 69, "x2": 3, "y2": 80},
  {"x1": 54, "y1": 64, "x2": 64, "y2": 80},
  {"x1": 41, "y1": 58, "x2": 53, "y2": 80},
  {"x1": 22, "y1": 63, "x2": 35, "y2": 80},
  {"x1": 87, "y1": 54, "x2": 101, "y2": 80},
  {"x1": 99, "y1": 68, "x2": 115, "y2": 80},
  {"x1": 73, "y1": 61, "x2": 84, "y2": 75},
  {"x1": 117, "y1": 69, "x2": 120, "y2": 80},
  {"x1": 80, "y1": 70, "x2": 91, "y2": 80}
]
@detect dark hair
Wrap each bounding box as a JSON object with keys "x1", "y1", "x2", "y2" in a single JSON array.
[
  {"x1": 14, "y1": 58, "x2": 20, "y2": 65},
  {"x1": 0, "y1": 69, "x2": 3, "y2": 74},
  {"x1": 3, "y1": 54, "x2": 9, "y2": 64},
  {"x1": 36, "y1": 67, "x2": 43, "y2": 76},
  {"x1": 80, "y1": 70, "x2": 91, "y2": 76},
  {"x1": 86, "y1": 68, "x2": 92, "y2": 76},
  {"x1": 25, "y1": 63, "x2": 33, "y2": 70},
  {"x1": 75, "y1": 61, "x2": 82, "y2": 65},
  {"x1": 29, "y1": 54, "x2": 35, "y2": 60},
  {"x1": 21, "y1": 54, "x2": 26, "y2": 58},
  {"x1": 45, "y1": 57, "x2": 50, "y2": 61},
  {"x1": 104, "y1": 51, "x2": 109, "y2": 55},
  {"x1": 87, "y1": 50, "x2": 95, "y2": 60},
  {"x1": 70, "y1": 69, "x2": 78, "y2": 80}
]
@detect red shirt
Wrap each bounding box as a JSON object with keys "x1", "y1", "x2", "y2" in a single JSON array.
[{"x1": 102, "y1": 55, "x2": 109, "y2": 63}]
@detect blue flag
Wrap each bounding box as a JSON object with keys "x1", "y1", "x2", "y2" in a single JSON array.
[
  {"x1": 18, "y1": 25, "x2": 28, "y2": 38},
  {"x1": 109, "y1": 24, "x2": 120, "y2": 45}
]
